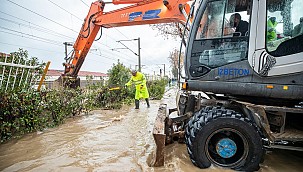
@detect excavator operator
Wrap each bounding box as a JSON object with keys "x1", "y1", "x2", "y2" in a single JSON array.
[{"x1": 125, "y1": 70, "x2": 150, "y2": 109}]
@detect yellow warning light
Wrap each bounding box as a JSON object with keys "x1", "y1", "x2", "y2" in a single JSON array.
[
  {"x1": 182, "y1": 82, "x2": 187, "y2": 90},
  {"x1": 266, "y1": 85, "x2": 274, "y2": 89},
  {"x1": 283, "y1": 86, "x2": 288, "y2": 90}
]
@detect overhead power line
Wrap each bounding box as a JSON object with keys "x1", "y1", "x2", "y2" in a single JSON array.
[
  {"x1": 6, "y1": 0, "x2": 78, "y2": 33},
  {"x1": 80, "y1": 0, "x2": 90, "y2": 8},
  {"x1": 0, "y1": 30, "x2": 62, "y2": 46},
  {"x1": 88, "y1": 52, "x2": 132, "y2": 66},
  {"x1": 0, "y1": 17, "x2": 74, "y2": 40},
  {"x1": 0, "y1": 11, "x2": 75, "y2": 40},
  {"x1": 31, "y1": 1, "x2": 147, "y2": 64},
  {"x1": 3, "y1": 1, "x2": 136, "y2": 64},
  {"x1": 47, "y1": 0, "x2": 83, "y2": 21},
  {"x1": 97, "y1": 47, "x2": 138, "y2": 63},
  {"x1": 3, "y1": 0, "x2": 162, "y2": 72},
  {"x1": 0, "y1": 26, "x2": 62, "y2": 45},
  {"x1": 0, "y1": 41, "x2": 62, "y2": 53}
]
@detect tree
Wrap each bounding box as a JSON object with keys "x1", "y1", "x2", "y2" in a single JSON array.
[
  {"x1": 168, "y1": 48, "x2": 184, "y2": 79},
  {"x1": 150, "y1": 22, "x2": 187, "y2": 40},
  {"x1": 107, "y1": 60, "x2": 130, "y2": 87}
]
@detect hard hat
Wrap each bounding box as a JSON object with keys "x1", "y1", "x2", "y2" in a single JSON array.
[{"x1": 131, "y1": 70, "x2": 137, "y2": 76}]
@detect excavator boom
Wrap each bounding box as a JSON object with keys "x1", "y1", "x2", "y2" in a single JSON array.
[{"x1": 63, "y1": 0, "x2": 191, "y2": 78}]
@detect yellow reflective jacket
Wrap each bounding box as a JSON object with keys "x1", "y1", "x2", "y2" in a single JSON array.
[
  {"x1": 125, "y1": 72, "x2": 149, "y2": 99},
  {"x1": 267, "y1": 19, "x2": 278, "y2": 41}
]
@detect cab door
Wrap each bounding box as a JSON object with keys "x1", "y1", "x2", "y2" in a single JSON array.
[
  {"x1": 186, "y1": 0, "x2": 253, "y2": 80},
  {"x1": 252, "y1": 0, "x2": 303, "y2": 77}
]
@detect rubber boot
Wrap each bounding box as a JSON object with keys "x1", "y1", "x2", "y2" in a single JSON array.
[
  {"x1": 135, "y1": 99, "x2": 139, "y2": 109},
  {"x1": 145, "y1": 98, "x2": 150, "y2": 108}
]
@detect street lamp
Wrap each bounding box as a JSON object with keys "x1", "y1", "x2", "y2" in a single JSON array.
[{"x1": 117, "y1": 37, "x2": 141, "y2": 72}]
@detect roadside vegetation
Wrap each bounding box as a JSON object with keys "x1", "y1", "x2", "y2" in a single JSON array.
[{"x1": 0, "y1": 50, "x2": 168, "y2": 143}]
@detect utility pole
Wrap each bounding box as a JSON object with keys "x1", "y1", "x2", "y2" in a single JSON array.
[
  {"x1": 157, "y1": 64, "x2": 166, "y2": 77},
  {"x1": 137, "y1": 37, "x2": 141, "y2": 72},
  {"x1": 116, "y1": 37, "x2": 141, "y2": 72},
  {"x1": 63, "y1": 42, "x2": 73, "y2": 61}
]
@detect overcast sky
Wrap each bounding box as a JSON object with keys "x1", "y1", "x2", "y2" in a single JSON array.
[{"x1": 0, "y1": 0, "x2": 181, "y2": 75}]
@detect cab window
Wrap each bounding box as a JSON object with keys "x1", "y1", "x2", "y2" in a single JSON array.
[
  {"x1": 266, "y1": 0, "x2": 303, "y2": 56},
  {"x1": 190, "y1": 0, "x2": 251, "y2": 77}
]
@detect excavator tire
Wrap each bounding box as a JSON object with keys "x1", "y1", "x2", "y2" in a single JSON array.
[{"x1": 185, "y1": 106, "x2": 263, "y2": 171}]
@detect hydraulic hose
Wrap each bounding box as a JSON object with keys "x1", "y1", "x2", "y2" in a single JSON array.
[
  {"x1": 95, "y1": 27, "x2": 103, "y2": 41},
  {"x1": 82, "y1": 12, "x2": 100, "y2": 38}
]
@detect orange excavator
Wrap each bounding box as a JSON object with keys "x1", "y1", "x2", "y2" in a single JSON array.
[{"x1": 61, "y1": 0, "x2": 191, "y2": 87}]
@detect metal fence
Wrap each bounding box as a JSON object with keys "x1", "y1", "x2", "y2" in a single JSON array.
[{"x1": 0, "y1": 53, "x2": 43, "y2": 91}]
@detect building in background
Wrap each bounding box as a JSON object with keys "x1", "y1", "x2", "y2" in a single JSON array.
[{"x1": 45, "y1": 69, "x2": 108, "y2": 89}]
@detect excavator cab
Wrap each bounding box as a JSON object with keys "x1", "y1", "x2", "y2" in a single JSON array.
[
  {"x1": 154, "y1": 0, "x2": 303, "y2": 171},
  {"x1": 187, "y1": 0, "x2": 250, "y2": 78},
  {"x1": 184, "y1": 0, "x2": 303, "y2": 101}
]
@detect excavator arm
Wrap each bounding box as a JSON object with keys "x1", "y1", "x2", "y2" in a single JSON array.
[{"x1": 63, "y1": 0, "x2": 191, "y2": 78}]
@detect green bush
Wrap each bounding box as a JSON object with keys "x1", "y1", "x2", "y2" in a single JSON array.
[
  {"x1": 0, "y1": 56, "x2": 168, "y2": 143},
  {"x1": 95, "y1": 60, "x2": 135, "y2": 109},
  {"x1": 147, "y1": 78, "x2": 168, "y2": 100},
  {"x1": 0, "y1": 88, "x2": 88, "y2": 143}
]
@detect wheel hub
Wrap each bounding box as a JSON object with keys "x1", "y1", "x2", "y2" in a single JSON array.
[{"x1": 216, "y1": 138, "x2": 237, "y2": 158}]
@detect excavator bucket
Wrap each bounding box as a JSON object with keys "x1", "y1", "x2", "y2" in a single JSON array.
[
  {"x1": 152, "y1": 103, "x2": 168, "y2": 166},
  {"x1": 54, "y1": 75, "x2": 80, "y2": 88}
]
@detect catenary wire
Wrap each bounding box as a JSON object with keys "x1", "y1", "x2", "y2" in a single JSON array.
[
  {"x1": 0, "y1": 30, "x2": 62, "y2": 46},
  {"x1": 47, "y1": 0, "x2": 83, "y2": 21},
  {"x1": 0, "y1": 11, "x2": 74, "y2": 40},
  {"x1": 6, "y1": 0, "x2": 79, "y2": 33},
  {"x1": 0, "y1": 41, "x2": 62, "y2": 53},
  {"x1": 0, "y1": 26, "x2": 63, "y2": 45}
]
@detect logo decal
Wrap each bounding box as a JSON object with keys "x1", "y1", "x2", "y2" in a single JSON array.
[
  {"x1": 142, "y1": 9, "x2": 161, "y2": 20},
  {"x1": 128, "y1": 9, "x2": 161, "y2": 21},
  {"x1": 129, "y1": 12, "x2": 143, "y2": 21},
  {"x1": 218, "y1": 68, "x2": 250, "y2": 76}
]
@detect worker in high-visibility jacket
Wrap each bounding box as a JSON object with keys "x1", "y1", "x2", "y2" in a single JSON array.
[
  {"x1": 267, "y1": 17, "x2": 278, "y2": 41},
  {"x1": 125, "y1": 70, "x2": 150, "y2": 109}
]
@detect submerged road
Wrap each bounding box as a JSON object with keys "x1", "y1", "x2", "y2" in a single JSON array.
[{"x1": 0, "y1": 89, "x2": 302, "y2": 172}]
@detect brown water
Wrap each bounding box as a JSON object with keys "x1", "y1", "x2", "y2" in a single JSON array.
[{"x1": 0, "y1": 89, "x2": 303, "y2": 172}]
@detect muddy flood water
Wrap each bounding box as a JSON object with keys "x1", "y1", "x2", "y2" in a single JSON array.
[{"x1": 1, "y1": 89, "x2": 303, "y2": 172}]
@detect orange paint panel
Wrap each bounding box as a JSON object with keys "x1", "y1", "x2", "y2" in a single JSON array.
[{"x1": 113, "y1": 0, "x2": 144, "y2": 5}]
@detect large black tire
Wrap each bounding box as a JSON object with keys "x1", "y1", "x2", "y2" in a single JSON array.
[{"x1": 185, "y1": 106, "x2": 263, "y2": 171}]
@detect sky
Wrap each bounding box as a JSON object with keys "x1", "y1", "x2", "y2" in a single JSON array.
[{"x1": 0, "y1": 0, "x2": 182, "y2": 75}]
